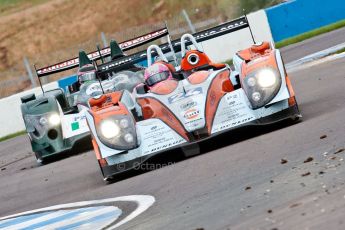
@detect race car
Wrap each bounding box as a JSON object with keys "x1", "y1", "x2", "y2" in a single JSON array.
[
  {"x1": 85, "y1": 28, "x2": 301, "y2": 181},
  {"x1": 20, "y1": 51, "x2": 94, "y2": 164},
  {"x1": 20, "y1": 28, "x2": 167, "y2": 164}
]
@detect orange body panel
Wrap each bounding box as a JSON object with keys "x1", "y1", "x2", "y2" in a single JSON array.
[
  {"x1": 181, "y1": 50, "x2": 226, "y2": 72},
  {"x1": 89, "y1": 91, "x2": 123, "y2": 112},
  {"x1": 137, "y1": 97, "x2": 190, "y2": 141},
  {"x1": 92, "y1": 138, "x2": 102, "y2": 160},
  {"x1": 237, "y1": 42, "x2": 272, "y2": 62},
  {"x1": 285, "y1": 75, "x2": 297, "y2": 106},
  {"x1": 188, "y1": 71, "x2": 210, "y2": 84},
  {"x1": 205, "y1": 69, "x2": 233, "y2": 134}
]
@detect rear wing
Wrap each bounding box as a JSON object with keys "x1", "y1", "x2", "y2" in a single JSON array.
[
  {"x1": 36, "y1": 27, "x2": 169, "y2": 77},
  {"x1": 97, "y1": 16, "x2": 249, "y2": 76}
]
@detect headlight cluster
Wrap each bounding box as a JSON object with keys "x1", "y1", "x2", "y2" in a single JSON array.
[
  {"x1": 242, "y1": 67, "x2": 282, "y2": 109},
  {"x1": 24, "y1": 112, "x2": 61, "y2": 138},
  {"x1": 96, "y1": 115, "x2": 137, "y2": 150}
]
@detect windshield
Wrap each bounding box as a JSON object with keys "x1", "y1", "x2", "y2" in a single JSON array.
[{"x1": 79, "y1": 71, "x2": 96, "y2": 83}]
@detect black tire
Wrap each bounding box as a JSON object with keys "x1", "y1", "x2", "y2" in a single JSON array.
[
  {"x1": 291, "y1": 101, "x2": 302, "y2": 122},
  {"x1": 34, "y1": 152, "x2": 45, "y2": 165}
]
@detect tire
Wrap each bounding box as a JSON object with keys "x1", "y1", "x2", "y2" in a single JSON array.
[
  {"x1": 291, "y1": 101, "x2": 302, "y2": 122},
  {"x1": 34, "y1": 152, "x2": 45, "y2": 165}
]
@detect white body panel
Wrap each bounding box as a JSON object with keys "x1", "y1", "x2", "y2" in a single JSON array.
[{"x1": 60, "y1": 109, "x2": 89, "y2": 139}]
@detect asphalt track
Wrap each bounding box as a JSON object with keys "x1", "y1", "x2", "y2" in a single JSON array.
[{"x1": 1, "y1": 28, "x2": 345, "y2": 230}]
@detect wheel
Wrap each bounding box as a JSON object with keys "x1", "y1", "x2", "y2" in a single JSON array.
[
  {"x1": 34, "y1": 152, "x2": 45, "y2": 165},
  {"x1": 291, "y1": 114, "x2": 302, "y2": 122},
  {"x1": 290, "y1": 101, "x2": 302, "y2": 122}
]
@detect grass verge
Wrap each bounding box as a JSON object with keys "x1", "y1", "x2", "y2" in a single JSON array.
[
  {"x1": 334, "y1": 47, "x2": 345, "y2": 55},
  {"x1": 0, "y1": 130, "x2": 26, "y2": 142},
  {"x1": 276, "y1": 19, "x2": 345, "y2": 48}
]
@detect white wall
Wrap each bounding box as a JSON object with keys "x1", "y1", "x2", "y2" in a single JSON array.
[
  {"x1": 0, "y1": 10, "x2": 274, "y2": 139},
  {"x1": 201, "y1": 10, "x2": 274, "y2": 62},
  {"x1": 0, "y1": 82, "x2": 58, "y2": 138}
]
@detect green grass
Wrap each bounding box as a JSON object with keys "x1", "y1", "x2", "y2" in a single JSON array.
[
  {"x1": 225, "y1": 59, "x2": 233, "y2": 66},
  {"x1": 334, "y1": 47, "x2": 345, "y2": 55},
  {"x1": 0, "y1": 130, "x2": 26, "y2": 142},
  {"x1": 276, "y1": 19, "x2": 345, "y2": 48}
]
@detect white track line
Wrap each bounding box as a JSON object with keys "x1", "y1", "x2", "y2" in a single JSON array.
[
  {"x1": 286, "y1": 42, "x2": 345, "y2": 71},
  {"x1": 2, "y1": 211, "x2": 72, "y2": 230},
  {"x1": 35, "y1": 206, "x2": 121, "y2": 230},
  {"x1": 0, "y1": 195, "x2": 155, "y2": 230}
]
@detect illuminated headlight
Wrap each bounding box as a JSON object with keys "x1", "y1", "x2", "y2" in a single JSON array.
[
  {"x1": 100, "y1": 120, "x2": 120, "y2": 139},
  {"x1": 256, "y1": 69, "x2": 277, "y2": 88},
  {"x1": 24, "y1": 112, "x2": 61, "y2": 139},
  {"x1": 96, "y1": 115, "x2": 137, "y2": 150},
  {"x1": 242, "y1": 67, "x2": 282, "y2": 109},
  {"x1": 48, "y1": 113, "x2": 60, "y2": 126}
]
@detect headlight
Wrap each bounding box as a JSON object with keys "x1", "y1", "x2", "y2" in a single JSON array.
[
  {"x1": 256, "y1": 69, "x2": 277, "y2": 88},
  {"x1": 119, "y1": 118, "x2": 129, "y2": 129},
  {"x1": 99, "y1": 120, "x2": 120, "y2": 139},
  {"x1": 39, "y1": 117, "x2": 48, "y2": 126},
  {"x1": 96, "y1": 115, "x2": 137, "y2": 150},
  {"x1": 48, "y1": 113, "x2": 60, "y2": 126},
  {"x1": 124, "y1": 133, "x2": 134, "y2": 143},
  {"x1": 24, "y1": 112, "x2": 61, "y2": 139},
  {"x1": 252, "y1": 92, "x2": 261, "y2": 102},
  {"x1": 242, "y1": 67, "x2": 281, "y2": 109}
]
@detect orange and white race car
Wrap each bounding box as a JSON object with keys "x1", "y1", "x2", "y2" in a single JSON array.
[{"x1": 85, "y1": 27, "x2": 301, "y2": 180}]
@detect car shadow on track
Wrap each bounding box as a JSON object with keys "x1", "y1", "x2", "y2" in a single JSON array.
[
  {"x1": 37, "y1": 137, "x2": 93, "y2": 165},
  {"x1": 107, "y1": 119, "x2": 301, "y2": 184}
]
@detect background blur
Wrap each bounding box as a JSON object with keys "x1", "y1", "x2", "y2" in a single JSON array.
[{"x1": 0, "y1": 0, "x2": 283, "y2": 98}]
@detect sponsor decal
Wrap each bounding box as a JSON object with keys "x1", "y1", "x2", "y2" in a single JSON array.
[
  {"x1": 218, "y1": 117, "x2": 255, "y2": 130},
  {"x1": 149, "y1": 139, "x2": 185, "y2": 153},
  {"x1": 184, "y1": 108, "x2": 200, "y2": 120},
  {"x1": 71, "y1": 122, "x2": 80, "y2": 131},
  {"x1": 180, "y1": 100, "x2": 197, "y2": 110},
  {"x1": 168, "y1": 87, "x2": 203, "y2": 104},
  {"x1": 139, "y1": 120, "x2": 186, "y2": 155},
  {"x1": 102, "y1": 57, "x2": 134, "y2": 71},
  {"x1": 70, "y1": 114, "x2": 86, "y2": 131}
]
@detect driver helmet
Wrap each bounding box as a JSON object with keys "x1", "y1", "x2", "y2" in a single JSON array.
[
  {"x1": 144, "y1": 63, "x2": 173, "y2": 89},
  {"x1": 77, "y1": 64, "x2": 96, "y2": 84}
]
